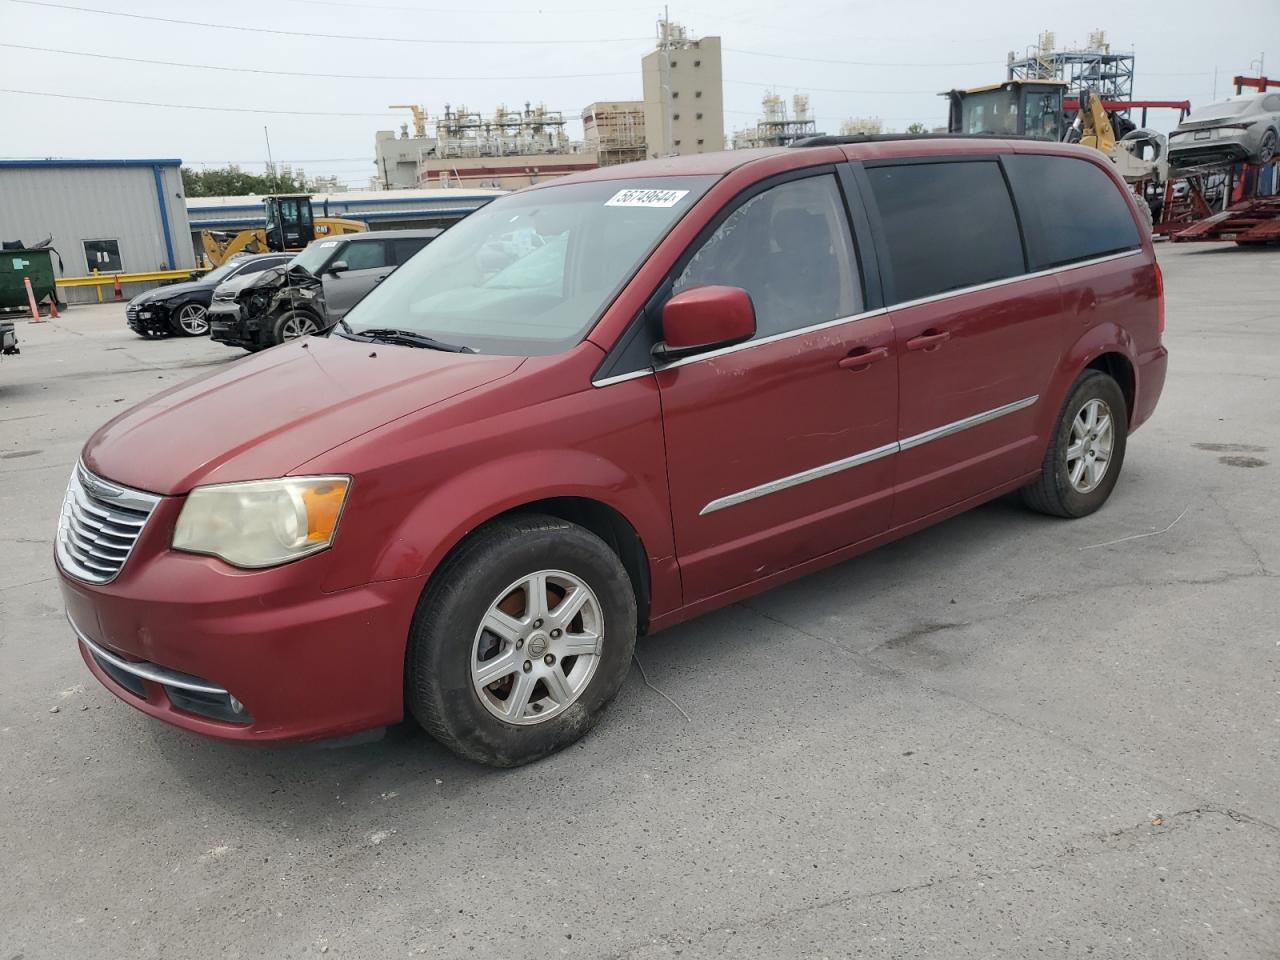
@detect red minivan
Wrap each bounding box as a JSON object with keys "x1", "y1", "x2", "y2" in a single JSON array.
[{"x1": 56, "y1": 137, "x2": 1166, "y2": 766}]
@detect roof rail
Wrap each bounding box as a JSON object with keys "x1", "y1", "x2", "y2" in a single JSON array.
[{"x1": 789, "y1": 133, "x2": 1044, "y2": 148}]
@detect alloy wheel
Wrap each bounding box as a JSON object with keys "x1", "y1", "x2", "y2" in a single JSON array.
[
  {"x1": 281, "y1": 315, "x2": 318, "y2": 340},
  {"x1": 470, "y1": 570, "x2": 604, "y2": 725},
  {"x1": 1066, "y1": 398, "x2": 1114, "y2": 494},
  {"x1": 1260, "y1": 131, "x2": 1277, "y2": 165},
  {"x1": 177, "y1": 303, "x2": 209, "y2": 335}
]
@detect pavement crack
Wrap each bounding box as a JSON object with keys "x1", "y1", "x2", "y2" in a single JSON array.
[
  {"x1": 608, "y1": 802, "x2": 1278, "y2": 959},
  {"x1": 1208, "y1": 491, "x2": 1272, "y2": 577}
]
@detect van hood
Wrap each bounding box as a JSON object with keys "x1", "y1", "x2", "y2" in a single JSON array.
[{"x1": 83, "y1": 335, "x2": 524, "y2": 495}]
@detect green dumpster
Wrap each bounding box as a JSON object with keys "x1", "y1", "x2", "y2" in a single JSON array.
[{"x1": 0, "y1": 248, "x2": 58, "y2": 311}]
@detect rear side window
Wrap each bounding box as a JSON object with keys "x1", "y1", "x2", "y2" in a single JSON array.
[
  {"x1": 674, "y1": 173, "x2": 863, "y2": 339},
  {"x1": 866, "y1": 161, "x2": 1025, "y2": 304},
  {"x1": 1003, "y1": 154, "x2": 1141, "y2": 269},
  {"x1": 342, "y1": 240, "x2": 389, "y2": 271},
  {"x1": 393, "y1": 237, "x2": 430, "y2": 264}
]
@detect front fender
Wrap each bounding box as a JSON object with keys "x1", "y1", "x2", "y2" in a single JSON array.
[
  {"x1": 301, "y1": 356, "x2": 675, "y2": 605},
  {"x1": 368, "y1": 447, "x2": 668, "y2": 585}
]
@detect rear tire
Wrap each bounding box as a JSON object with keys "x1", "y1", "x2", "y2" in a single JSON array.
[
  {"x1": 406, "y1": 514, "x2": 637, "y2": 767},
  {"x1": 1021, "y1": 370, "x2": 1128, "y2": 518},
  {"x1": 1257, "y1": 129, "x2": 1277, "y2": 165}
]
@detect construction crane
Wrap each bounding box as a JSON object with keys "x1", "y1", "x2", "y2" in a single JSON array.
[
  {"x1": 200, "y1": 194, "x2": 366, "y2": 268},
  {"x1": 390, "y1": 104, "x2": 428, "y2": 138}
]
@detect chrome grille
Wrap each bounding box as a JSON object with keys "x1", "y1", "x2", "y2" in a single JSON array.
[
  {"x1": 125, "y1": 305, "x2": 139, "y2": 321},
  {"x1": 56, "y1": 464, "x2": 159, "y2": 584}
]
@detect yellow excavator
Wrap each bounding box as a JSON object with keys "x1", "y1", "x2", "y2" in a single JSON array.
[{"x1": 200, "y1": 194, "x2": 367, "y2": 267}]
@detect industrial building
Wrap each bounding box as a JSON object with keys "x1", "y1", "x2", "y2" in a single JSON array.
[
  {"x1": 373, "y1": 103, "x2": 598, "y2": 191},
  {"x1": 732, "y1": 93, "x2": 823, "y2": 149},
  {"x1": 583, "y1": 101, "x2": 648, "y2": 166},
  {"x1": 642, "y1": 19, "x2": 726, "y2": 157},
  {"x1": 1008, "y1": 30, "x2": 1134, "y2": 102},
  {"x1": 840, "y1": 117, "x2": 885, "y2": 136},
  {"x1": 0, "y1": 158, "x2": 195, "y2": 304}
]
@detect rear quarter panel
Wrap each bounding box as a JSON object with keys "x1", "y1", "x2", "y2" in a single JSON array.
[{"x1": 1007, "y1": 141, "x2": 1165, "y2": 443}]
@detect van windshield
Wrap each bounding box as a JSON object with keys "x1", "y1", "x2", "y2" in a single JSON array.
[{"x1": 341, "y1": 176, "x2": 715, "y2": 355}]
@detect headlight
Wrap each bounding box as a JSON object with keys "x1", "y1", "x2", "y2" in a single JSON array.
[{"x1": 172, "y1": 476, "x2": 351, "y2": 568}]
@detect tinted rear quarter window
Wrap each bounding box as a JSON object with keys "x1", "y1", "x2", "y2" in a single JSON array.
[
  {"x1": 1003, "y1": 154, "x2": 1141, "y2": 269},
  {"x1": 865, "y1": 161, "x2": 1025, "y2": 303},
  {"x1": 393, "y1": 237, "x2": 431, "y2": 264}
]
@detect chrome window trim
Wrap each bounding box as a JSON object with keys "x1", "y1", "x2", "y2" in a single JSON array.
[
  {"x1": 592, "y1": 369, "x2": 653, "y2": 388},
  {"x1": 699, "y1": 394, "x2": 1039, "y2": 515},
  {"x1": 889, "y1": 249, "x2": 1142, "y2": 312},
  {"x1": 590, "y1": 249, "x2": 1143, "y2": 388},
  {"x1": 70, "y1": 616, "x2": 229, "y2": 695},
  {"x1": 591, "y1": 308, "x2": 888, "y2": 387}
]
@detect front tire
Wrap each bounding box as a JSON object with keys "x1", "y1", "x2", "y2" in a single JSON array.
[
  {"x1": 406, "y1": 514, "x2": 638, "y2": 767},
  {"x1": 271, "y1": 309, "x2": 320, "y2": 346},
  {"x1": 171, "y1": 302, "x2": 210, "y2": 337},
  {"x1": 1021, "y1": 370, "x2": 1128, "y2": 518}
]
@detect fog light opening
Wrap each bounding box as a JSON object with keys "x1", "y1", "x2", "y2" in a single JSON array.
[{"x1": 228, "y1": 695, "x2": 245, "y2": 715}]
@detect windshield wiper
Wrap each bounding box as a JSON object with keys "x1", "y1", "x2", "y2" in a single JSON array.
[{"x1": 338, "y1": 324, "x2": 475, "y2": 353}]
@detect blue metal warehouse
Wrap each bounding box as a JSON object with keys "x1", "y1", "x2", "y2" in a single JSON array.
[{"x1": 0, "y1": 158, "x2": 194, "y2": 303}]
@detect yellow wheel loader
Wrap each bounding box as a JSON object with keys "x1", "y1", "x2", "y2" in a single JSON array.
[{"x1": 200, "y1": 195, "x2": 366, "y2": 268}]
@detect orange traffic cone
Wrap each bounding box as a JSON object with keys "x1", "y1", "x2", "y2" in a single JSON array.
[
  {"x1": 24, "y1": 277, "x2": 47, "y2": 323},
  {"x1": 47, "y1": 297, "x2": 60, "y2": 319},
  {"x1": 112, "y1": 274, "x2": 123, "y2": 301}
]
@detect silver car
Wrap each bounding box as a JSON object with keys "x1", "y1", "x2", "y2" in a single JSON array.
[{"x1": 1168, "y1": 93, "x2": 1280, "y2": 170}]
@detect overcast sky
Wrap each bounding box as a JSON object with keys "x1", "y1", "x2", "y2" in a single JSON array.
[{"x1": 1, "y1": 0, "x2": 1275, "y2": 188}]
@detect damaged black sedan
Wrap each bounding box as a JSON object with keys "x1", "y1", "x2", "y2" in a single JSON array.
[
  {"x1": 207, "y1": 230, "x2": 438, "y2": 352},
  {"x1": 124, "y1": 253, "x2": 292, "y2": 338}
]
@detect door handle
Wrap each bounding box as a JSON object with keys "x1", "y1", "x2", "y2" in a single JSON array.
[
  {"x1": 905, "y1": 330, "x2": 951, "y2": 352},
  {"x1": 838, "y1": 345, "x2": 890, "y2": 371}
]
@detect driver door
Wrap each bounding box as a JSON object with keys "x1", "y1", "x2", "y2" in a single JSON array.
[
  {"x1": 655, "y1": 170, "x2": 898, "y2": 603},
  {"x1": 322, "y1": 239, "x2": 393, "y2": 320}
]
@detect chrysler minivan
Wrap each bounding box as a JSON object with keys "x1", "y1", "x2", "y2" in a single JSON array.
[{"x1": 56, "y1": 136, "x2": 1166, "y2": 766}]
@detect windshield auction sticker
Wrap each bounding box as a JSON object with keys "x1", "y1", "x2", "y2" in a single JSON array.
[{"x1": 605, "y1": 188, "x2": 690, "y2": 208}]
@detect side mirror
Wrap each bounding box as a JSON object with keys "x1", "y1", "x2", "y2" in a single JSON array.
[
  {"x1": 652, "y1": 285, "x2": 756, "y2": 362},
  {"x1": 328, "y1": 260, "x2": 349, "y2": 275}
]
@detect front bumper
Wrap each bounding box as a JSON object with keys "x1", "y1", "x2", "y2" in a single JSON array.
[
  {"x1": 56, "y1": 493, "x2": 425, "y2": 742},
  {"x1": 125, "y1": 302, "x2": 174, "y2": 335},
  {"x1": 207, "y1": 301, "x2": 259, "y2": 348}
]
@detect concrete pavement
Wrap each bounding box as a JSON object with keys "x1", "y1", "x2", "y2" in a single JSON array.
[{"x1": 2, "y1": 242, "x2": 1277, "y2": 959}]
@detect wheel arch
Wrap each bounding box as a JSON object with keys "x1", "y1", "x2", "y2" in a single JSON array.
[
  {"x1": 1031, "y1": 325, "x2": 1140, "y2": 468},
  {"x1": 425, "y1": 496, "x2": 653, "y2": 635},
  {"x1": 1085, "y1": 350, "x2": 1135, "y2": 424}
]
